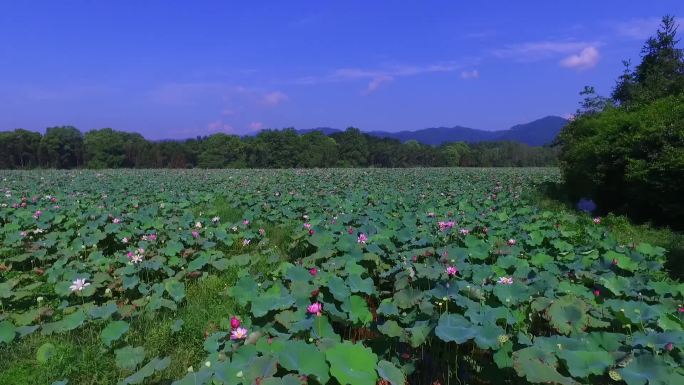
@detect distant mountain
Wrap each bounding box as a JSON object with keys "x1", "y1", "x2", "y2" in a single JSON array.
[
  {"x1": 296, "y1": 116, "x2": 568, "y2": 146},
  {"x1": 497, "y1": 116, "x2": 568, "y2": 146},
  {"x1": 296, "y1": 127, "x2": 343, "y2": 136}
]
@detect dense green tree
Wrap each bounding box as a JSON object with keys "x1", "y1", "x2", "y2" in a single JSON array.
[
  {"x1": 612, "y1": 15, "x2": 684, "y2": 106},
  {"x1": 39, "y1": 126, "x2": 84, "y2": 168},
  {"x1": 299, "y1": 131, "x2": 339, "y2": 167},
  {"x1": 2, "y1": 127, "x2": 561, "y2": 169},
  {"x1": 560, "y1": 16, "x2": 684, "y2": 227},
  {"x1": 0, "y1": 129, "x2": 41, "y2": 169},
  {"x1": 197, "y1": 133, "x2": 244, "y2": 168},
  {"x1": 331, "y1": 128, "x2": 369, "y2": 167}
]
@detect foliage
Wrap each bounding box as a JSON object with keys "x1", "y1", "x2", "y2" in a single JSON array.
[
  {"x1": 0, "y1": 168, "x2": 681, "y2": 384},
  {"x1": 559, "y1": 16, "x2": 684, "y2": 228},
  {"x1": 559, "y1": 94, "x2": 684, "y2": 227},
  {"x1": 1, "y1": 126, "x2": 558, "y2": 169}
]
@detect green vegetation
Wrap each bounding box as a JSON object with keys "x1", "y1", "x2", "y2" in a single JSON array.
[
  {"x1": 0, "y1": 168, "x2": 682, "y2": 385},
  {"x1": 1, "y1": 125, "x2": 558, "y2": 169},
  {"x1": 559, "y1": 16, "x2": 684, "y2": 228}
]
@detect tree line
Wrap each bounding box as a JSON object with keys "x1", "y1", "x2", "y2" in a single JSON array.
[
  {"x1": 559, "y1": 15, "x2": 684, "y2": 228},
  {"x1": 0, "y1": 126, "x2": 558, "y2": 169}
]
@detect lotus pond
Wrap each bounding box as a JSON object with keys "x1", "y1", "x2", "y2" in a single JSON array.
[{"x1": 0, "y1": 168, "x2": 682, "y2": 385}]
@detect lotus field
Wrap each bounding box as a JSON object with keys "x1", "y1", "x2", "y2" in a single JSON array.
[{"x1": 0, "y1": 168, "x2": 682, "y2": 385}]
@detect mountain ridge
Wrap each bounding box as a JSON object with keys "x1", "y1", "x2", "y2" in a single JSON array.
[{"x1": 293, "y1": 115, "x2": 568, "y2": 146}]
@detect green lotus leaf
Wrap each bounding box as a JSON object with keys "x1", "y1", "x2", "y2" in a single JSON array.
[
  {"x1": 378, "y1": 320, "x2": 405, "y2": 338},
  {"x1": 115, "y1": 345, "x2": 145, "y2": 370},
  {"x1": 244, "y1": 354, "x2": 278, "y2": 383},
  {"x1": 0, "y1": 320, "x2": 17, "y2": 344},
  {"x1": 342, "y1": 295, "x2": 373, "y2": 325},
  {"x1": 377, "y1": 360, "x2": 405, "y2": 385},
  {"x1": 36, "y1": 342, "x2": 57, "y2": 363},
  {"x1": 101, "y1": 320, "x2": 129, "y2": 346},
  {"x1": 435, "y1": 313, "x2": 476, "y2": 343},
  {"x1": 325, "y1": 341, "x2": 378, "y2": 385},
  {"x1": 546, "y1": 296, "x2": 589, "y2": 335},
  {"x1": 346, "y1": 275, "x2": 375, "y2": 295},
  {"x1": 164, "y1": 279, "x2": 185, "y2": 302},
  {"x1": 327, "y1": 276, "x2": 351, "y2": 302},
  {"x1": 377, "y1": 299, "x2": 400, "y2": 317},
  {"x1": 556, "y1": 349, "x2": 613, "y2": 378},
  {"x1": 618, "y1": 354, "x2": 682, "y2": 385},
  {"x1": 120, "y1": 356, "x2": 171, "y2": 385},
  {"x1": 277, "y1": 340, "x2": 330, "y2": 383},
  {"x1": 512, "y1": 346, "x2": 579, "y2": 385}
]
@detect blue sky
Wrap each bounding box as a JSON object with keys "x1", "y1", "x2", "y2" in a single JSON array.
[{"x1": 1, "y1": 1, "x2": 682, "y2": 139}]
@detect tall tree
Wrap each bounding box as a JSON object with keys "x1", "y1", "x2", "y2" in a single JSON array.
[
  {"x1": 39, "y1": 126, "x2": 84, "y2": 168},
  {"x1": 613, "y1": 15, "x2": 684, "y2": 106}
]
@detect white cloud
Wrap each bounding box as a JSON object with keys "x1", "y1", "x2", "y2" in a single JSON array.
[
  {"x1": 460, "y1": 69, "x2": 480, "y2": 79},
  {"x1": 260, "y1": 91, "x2": 289, "y2": 106},
  {"x1": 614, "y1": 17, "x2": 662, "y2": 40},
  {"x1": 559, "y1": 46, "x2": 600, "y2": 70},
  {"x1": 492, "y1": 41, "x2": 598, "y2": 62},
  {"x1": 249, "y1": 121, "x2": 263, "y2": 131},
  {"x1": 289, "y1": 61, "x2": 470, "y2": 94},
  {"x1": 207, "y1": 120, "x2": 236, "y2": 133},
  {"x1": 363, "y1": 75, "x2": 394, "y2": 95}
]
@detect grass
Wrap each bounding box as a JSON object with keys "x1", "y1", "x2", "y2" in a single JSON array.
[
  {"x1": 0, "y1": 198, "x2": 297, "y2": 385},
  {"x1": 532, "y1": 183, "x2": 684, "y2": 279}
]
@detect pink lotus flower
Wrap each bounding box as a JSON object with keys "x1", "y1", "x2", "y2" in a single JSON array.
[
  {"x1": 211, "y1": 216, "x2": 220, "y2": 223},
  {"x1": 243, "y1": 219, "x2": 250, "y2": 226},
  {"x1": 665, "y1": 342, "x2": 674, "y2": 351},
  {"x1": 678, "y1": 307, "x2": 684, "y2": 313},
  {"x1": 348, "y1": 227, "x2": 354, "y2": 235},
  {"x1": 191, "y1": 231, "x2": 199, "y2": 238},
  {"x1": 307, "y1": 302, "x2": 323, "y2": 316},
  {"x1": 259, "y1": 228, "x2": 265, "y2": 236},
  {"x1": 593, "y1": 217, "x2": 601, "y2": 224},
  {"x1": 69, "y1": 278, "x2": 90, "y2": 292},
  {"x1": 459, "y1": 228, "x2": 470, "y2": 235},
  {"x1": 122, "y1": 237, "x2": 129, "y2": 244},
  {"x1": 230, "y1": 316, "x2": 241, "y2": 329},
  {"x1": 230, "y1": 327, "x2": 248, "y2": 340},
  {"x1": 357, "y1": 233, "x2": 368, "y2": 244},
  {"x1": 130, "y1": 254, "x2": 143, "y2": 264},
  {"x1": 112, "y1": 217, "x2": 121, "y2": 224},
  {"x1": 446, "y1": 266, "x2": 458, "y2": 276},
  {"x1": 149, "y1": 234, "x2": 157, "y2": 241},
  {"x1": 33, "y1": 210, "x2": 42, "y2": 219},
  {"x1": 497, "y1": 276, "x2": 514, "y2": 285},
  {"x1": 309, "y1": 267, "x2": 318, "y2": 276},
  {"x1": 303, "y1": 223, "x2": 312, "y2": 229},
  {"x1": 19, "y1": 231, "x2": 27, "y2": 237},
  {"x1": 593, "y1": 289, "x2": 600, "y2": 297},
  {"x1": 507, "y1": 239, "x2": 516, "y2": 246},
  {"x1": 242, "y1": 239, "x2": 251, "y2": 246},
  {"x1": 309, "y1": 229, "x2": 315, "y2": 236}
]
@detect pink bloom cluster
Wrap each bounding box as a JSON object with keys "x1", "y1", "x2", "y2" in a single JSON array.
[
  {"x1": 357, "y1": 233, "x2": 368, "y2": 244},
  {"x1": 307, "y1": 302, "x2": 323, "y2": 316},
  {"x1": 229, "y1": 316, "x2": 248, "y2": 340},
  {"x1": 459, "y1": 228, "x2": 470, "y2": 235},
  {"x1": 497, "y1": 276, "x2": 514, "y2": 285},
  {"x1": 438, "y1": 221, "x2": 455, "y2": 231},
  {"x1": 446, "y1": 265, "x2": 458, "y2": 276},
  {"x1": 70, "y1": 278, "x2": 90, "y2": 292}
]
